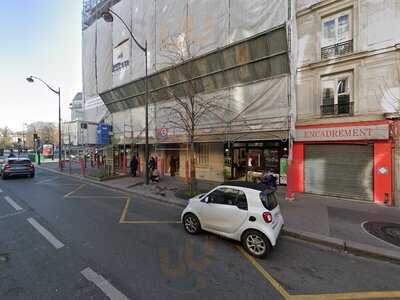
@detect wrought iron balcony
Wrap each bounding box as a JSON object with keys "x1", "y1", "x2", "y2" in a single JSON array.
[
  {"x1": 321, "y1": 101, "x2": 354, "y2": 116},
  {"x1": 321, "y1": 40, "x2": 353, "y2": 60}
]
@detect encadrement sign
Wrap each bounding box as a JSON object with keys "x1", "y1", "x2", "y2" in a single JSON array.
[{"x1": 295, "y1": 124, "x2": 389, "y2": 142}]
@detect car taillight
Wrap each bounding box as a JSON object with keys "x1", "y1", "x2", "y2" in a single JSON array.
[
  {"x1": 262, "y1": 212, "x2": 273, "y2": 223},
  {"x1": 28, "y1": 164, "x2": 34, "y2": 169},
  {"x1": 4, "y1": 164, "x2": 11, "y2": 170}
]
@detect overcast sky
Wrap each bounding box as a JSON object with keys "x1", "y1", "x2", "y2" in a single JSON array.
[{"x1": 0, "y1": 0, "x2": 82, "y2": 131}]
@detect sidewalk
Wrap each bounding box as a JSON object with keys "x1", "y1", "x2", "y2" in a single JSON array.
[{"x1": 39, "y1": 162, "x2": 400, "y2": 263}]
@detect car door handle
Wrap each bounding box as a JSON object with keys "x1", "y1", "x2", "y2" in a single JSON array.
[{"x1": 249, "y1": 216, "x2": 256, "y2": 222}]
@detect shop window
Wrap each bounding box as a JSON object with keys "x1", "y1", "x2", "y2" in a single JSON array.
[
  {"x1": 321, "y1": 72, "x2": 353, "y2": 116},
  {"x1": 321, "y1": 10, "x2": 353, "y2": 59},
  {"x1": 196, "y1": 143, "x2": 209, "y2": 166}
]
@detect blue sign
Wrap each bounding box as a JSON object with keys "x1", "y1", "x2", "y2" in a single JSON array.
[{"x1": 97, "y1": 123, "x2": 111, "y2": 145}]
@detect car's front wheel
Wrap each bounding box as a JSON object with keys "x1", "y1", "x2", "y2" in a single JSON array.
[
  {"x1": 183, "y1": 213, "x2": 201, "y2": 234},
  {"x1": 242, "y1": 230, "x2": 271, "y2": 258}
]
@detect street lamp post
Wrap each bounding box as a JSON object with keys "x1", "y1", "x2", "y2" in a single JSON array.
[
  {"x1": 26, "y1": 76, "x2": 63, "y2": 171},
  {"x1": 102, "y1": 8, "x2": 150, "y2": 185}
]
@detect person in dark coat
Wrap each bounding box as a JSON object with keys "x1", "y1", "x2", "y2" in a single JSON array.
[
  {"x1": 170, "y1": 156, "x2": 176, "y2": 176},
  {"x1": 262, "y1": 170, "x2": 277, "y2": 190},
  {"x1": 149, "y1": 156, "x2": 156, "y2": 171},
  {"x1": 130, "y1": 155, "x2": 138, "y2": 177}
]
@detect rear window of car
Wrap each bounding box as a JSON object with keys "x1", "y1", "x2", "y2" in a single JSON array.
[
  {"x1": 8, "y1": 160, "x2": 31, "y2": 165},
  {"x1": 259, "y1": 191, "x2": 278, "y2": 211}
]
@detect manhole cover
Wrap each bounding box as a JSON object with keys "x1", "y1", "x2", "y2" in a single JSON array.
[{"x1": 362, "y1": 222, "x2": 400, "y2": 247}]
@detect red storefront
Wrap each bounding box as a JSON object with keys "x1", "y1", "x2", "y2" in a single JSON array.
[{"x1": 290, "y1": 120, "x2": 394, "y2": 205}]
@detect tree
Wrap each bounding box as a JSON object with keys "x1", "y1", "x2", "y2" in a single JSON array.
[
  {"x1": 0, "y1": 127, "x2": 13, "y2": 149},
  {"x1": 157, "y1": 36, "x2": 226, "y2": 193}
]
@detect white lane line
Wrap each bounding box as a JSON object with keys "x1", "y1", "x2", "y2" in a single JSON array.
[
  {"x1": 81, "y1": 267, "x2": 130, "y2": 300},
  {"x1": 27, "y1": 218, "x2": 64, "y2": 249},
  {"x1": 4, "y1": 196, "x2": 23, "y2": 211}
]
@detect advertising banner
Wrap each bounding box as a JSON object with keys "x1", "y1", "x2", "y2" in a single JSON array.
[{"x1": 112, "y1": 40, "x2": 130, "y2": 84}]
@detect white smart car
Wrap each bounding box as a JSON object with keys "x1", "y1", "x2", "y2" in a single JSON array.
[{"x1": 181, "y1": 181, "x2": 284, "y2": 258}]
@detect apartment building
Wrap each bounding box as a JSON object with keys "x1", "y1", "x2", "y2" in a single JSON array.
[{"x1": 292, "y1": 0, "x2": 400, "y2": 205}]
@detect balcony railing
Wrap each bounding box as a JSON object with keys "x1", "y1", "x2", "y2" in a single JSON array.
[
  {"x1": 321, "y1": 40, "x2": 353, "y2": 60},
  {"x1": 321, "y1": 102, "x2": 354, "y2": 116}
]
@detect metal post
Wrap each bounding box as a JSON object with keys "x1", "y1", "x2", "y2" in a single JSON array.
[
  {"x1": 58, "y1": 88, "x2": 63, "y2": 171},
  {"x1": 145, "y1": 41, "x2": 150, "y2": 185}
]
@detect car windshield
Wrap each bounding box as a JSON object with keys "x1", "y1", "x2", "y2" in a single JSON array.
[
  {"x1": 8, "y1": 160, "x2": 31, "y2": 165},
  {"x1": 259, "y1": 191, "x2": 278, "y2": 211}
]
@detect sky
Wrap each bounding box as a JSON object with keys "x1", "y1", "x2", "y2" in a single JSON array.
[{"x1": 0, "y1": 0, "x2": 82, "y2": 131}]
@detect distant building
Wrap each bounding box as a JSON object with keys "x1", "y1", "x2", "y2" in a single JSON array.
[{"x1": 69, "y1": 92, "x2": 84, "y2": 121}]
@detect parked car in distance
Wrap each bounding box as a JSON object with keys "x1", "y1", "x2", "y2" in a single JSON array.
[
  {"x1": 0, "y1": 155, "x2": 5, "y2": 175},
  {"x1": 181, "y1": 181, "x2": 284, "y2": 258},
  {"x1": 2, "y1": 157, "x2": 35, "y2": 180}
]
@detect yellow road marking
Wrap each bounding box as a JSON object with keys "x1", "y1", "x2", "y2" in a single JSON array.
[
  {"x1": 237, "y1": 245, "x2": 400, "y2": 300},
  {"x1": 64, "y1": 184, "x2": 86, "y2": 198},
  {"x1": 119, "y1": 198, "x2": 131, "y2": 223},
  {"x1": 119, "y1": 197, "x2": 180, "y2": 224},
  {"x1": 236, "y1": 245, "x2": 291, "y2": 300},
  {"x1": 290, "y1": 291, "x2": 400, "y2": 300},
  {"x1": 120, "y1": 220, "x2": 181, "y2": 224},
  {"x1": 67, "y1": 196, "x2": 126, "y2": 199}
]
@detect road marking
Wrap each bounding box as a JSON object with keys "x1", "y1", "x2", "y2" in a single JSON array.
[
  {"x1": 119, "y1": 198, "x2": 131, "y2": 223},
  {"x1": 236, "y1": 245, "x2": 400, "y2": 300},
  {"x1": 119, "y1": 198, "x2": 180, "y2": 224},
  {"x1": 81, "y1": 267, "x2": 130, "y2": 300},
  {"x1": 236, "y1": 245, "x2": 290, "y2": 299},
  {"x1": 35, "y1": 177, "x2": 59, "y2": 184},
  {"x1": 69, "y1": 196, "x2": 127, "y2": 199},
  {"x1": 4, "y1": 196, "x2": 23, "y2": 211},
  {"x1": 0, "y1": 210, "x2": 26, "y2": 221},
  {"x1": 64, "y1": 184, "x2": 86, "y2": 198},
  {"x1": 27, "y1": 218, "x2": 64, "y2": 249},
  {"x1": 121, "y1": 220, "x2": 181, "y2": 224},
  {"x1": 0, "y1": 188, "x2": 3, "y2": 193},
  {"x1": 290, "y1": 291, "x2": 400, "y2": 300}
]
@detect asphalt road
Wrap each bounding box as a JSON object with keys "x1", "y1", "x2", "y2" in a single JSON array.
[{"x1": 0, "y1": 168, "x2": 399, "y2": 300}]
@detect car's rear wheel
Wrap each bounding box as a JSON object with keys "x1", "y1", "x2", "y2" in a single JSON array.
[
  {"x1": 183, "y1": 213, "x2": 201, "y2": 234},
  {"x1": 30, "y1": 173, "x2": 35, "y2": 178},
  {"x1": 242, "y1": 230, "x2": 271, "y2": 258},
  {"x1": 2, "y1": 174, "x2": 7, "y2": 180}
]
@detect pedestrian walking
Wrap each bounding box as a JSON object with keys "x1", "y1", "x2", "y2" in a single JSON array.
[
  {"x1": 130, "y1": 155, "x2": 138, "y2": 177},
  {"x1": 170, "y1": 156, "x2": 176, "y2": 176}
]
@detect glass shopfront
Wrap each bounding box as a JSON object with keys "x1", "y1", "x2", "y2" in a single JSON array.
[{"x1": 224, "y1": 141, "x2": 288, "y2": 184}]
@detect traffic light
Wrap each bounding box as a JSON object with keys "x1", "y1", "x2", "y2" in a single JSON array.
[
  {"x1": 81, "y1": 123, "x2": 88, "y2": 129},
  {"x1": 33, "y1": 133, "x2": 38, "y2": 140}
]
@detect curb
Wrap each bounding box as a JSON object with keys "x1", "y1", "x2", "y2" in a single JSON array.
[
  {"x1": 37, "y1": 166, "x2": 187, "y2": 208},
  {"x1": 38, "y1": 165, "x2": 400, "y2": 265},
  {"x1": 282, "y1": 228, "x2": 400, "y2": 265}
]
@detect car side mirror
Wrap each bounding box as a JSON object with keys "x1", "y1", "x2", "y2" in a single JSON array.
[{"x1": 203, "y1": 197, "x2": 209, "y2": 203}]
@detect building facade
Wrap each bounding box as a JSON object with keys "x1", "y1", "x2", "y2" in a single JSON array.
[
  {"x1": 293, "y1": 0, "x2": 400, "y2": 205},
  {"x1": 82, "y1": 0, "x2": 294, "y2": 182},
  {"x1": 81, "y1": 0, "x2": 400, "y2": 206}
]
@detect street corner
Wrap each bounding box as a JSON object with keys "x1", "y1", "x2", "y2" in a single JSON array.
[
  {"x1": 236, "y1": 237, "x2": 400, "y2": 300},
  {"x1": 119, "y1": 197, "x2": 181, "y2": 225}
]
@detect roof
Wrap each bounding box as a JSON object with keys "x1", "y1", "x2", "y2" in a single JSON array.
[{"x1": 221, "y1": 181, "x2": 268, "y2": 192}]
